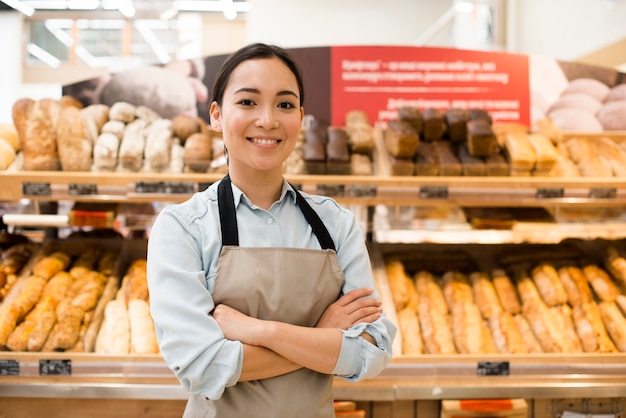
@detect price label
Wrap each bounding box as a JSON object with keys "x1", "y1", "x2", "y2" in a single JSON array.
[
  {"x1": 477, "y1": 361, "x2": 509, "y2": 376},
  {"x1": 346, "y1": 185, "x2": 377, "y2": 197},
  {"x1": 419, "y1": 185, "x2": 448, "y2": 199},
  {"x1": 39, "y1": 359, "x2": 71, "y2": 376},
  {"x1": 0, "y1": 359, "x2": 19, "y2": 376},
  {"x1": 68, "y1": 183, "x2": 98, "y2": 196},
  {"x1": 536, "y1": 187, "x2": 564, "y2": 199},
  {"x1": 135, "y1": 182, "x2": 166, "y2": 194},
  {"x1": 164, "y1": 182, "x2": 195, "y2": 194},
  {"x1": 22, "y1": 182, "x2": 51, "y2": 196},
  {"x1": 316, "y1": 184, "x2": 345, "y2": 197},
  {"x1": 589, "y1": 187, "x2": 617, "y2": 199}
]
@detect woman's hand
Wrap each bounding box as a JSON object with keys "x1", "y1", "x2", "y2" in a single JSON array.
[
  {"x1": 316, "y1": 288, "x2": 382, "y2": 330},
  {"x1": 213, "y1": 304, "x2": 263, "y2": 346}
]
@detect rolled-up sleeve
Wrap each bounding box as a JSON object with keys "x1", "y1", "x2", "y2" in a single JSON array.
[
  {"x1": 147, "y1": 200, "x2": 243, "y2": 400},
  {"x1": 331, "y1": 316, "x2": 396, "y2": 380}
]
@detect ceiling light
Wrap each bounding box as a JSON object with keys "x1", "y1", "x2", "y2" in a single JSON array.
[
  {"x1": 160, "y1": 8, "x2": 179, "y2": 20},
  {"x1": 135, "y1": 20, "x2": 170, "y2": 64},
  {"x1": 454, "y1": 1, "x2": 475, "y2": 13},
  {"x1": 1, "y1": 0, "x2": 35, "y2": 16},
  {"x1": 173, "y1": 0, "x2": 251, "y2": 13},
  {"x1": 27, "y1": 43, "x2": 61, "y2": 67}
]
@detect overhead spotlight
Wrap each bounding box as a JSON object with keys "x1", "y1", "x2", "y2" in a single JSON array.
[
  {"x1": 1, "y1": 0, "x2": 35, "y2": 16},
  {"x1": 454, "y1": 1, "x2": 475, "y2": 13},
  {"x1": 160, "y1": 8, "x2": 179, "y2": 20}
]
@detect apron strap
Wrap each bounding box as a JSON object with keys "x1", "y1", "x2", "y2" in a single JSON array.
[
  {"x1": 290, "y1": 184, "x2": 336, "y2": 252},
  {"x1": 217, "y1": 174, "x2": 336, "y2": 251},
  {"x1": 218, "y1": 174, "x2": 239, "y2": 246}
]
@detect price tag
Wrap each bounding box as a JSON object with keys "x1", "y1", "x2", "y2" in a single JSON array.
[
  {"x1": 164, "y1": 182, "x2": 195, "y2": 194},
  {"x1": 419, "y1": 185, "x2": 448, "y2": 199},
  {"x1": 22, "y1": 182, "x2": 51, "y2": 196},
  {"x1": 316, "y1": 184, "x2": 345, "y2": 197},
  {"x1": 346, "y1": 185, "x2": 377, "y2": 197},
  {"x1": 589, "y1": 187, "x2": 617, "y2": 199},
  {"x1": 0, "y1": 359, "x2": 19, "y2": 376},
  {"x1": 477, "y1": 361, "x2": 509, "y2": 376},
  {"x1": 536, "y1": 187, "x2": 564, "y2": 199},
  {"x1": 68, "y1": 183, "x2": 98, "y2": 196},
  {"x1": 39, "y1": 359, "x2": 71, "y2": 376},
  {"x1": 135, "y1": 181, "x2": 165, "y2": 194}
]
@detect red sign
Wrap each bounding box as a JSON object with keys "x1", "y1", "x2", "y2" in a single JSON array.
[{"x1": 330, "y1": 45, "x2": 530, "y2": 126}]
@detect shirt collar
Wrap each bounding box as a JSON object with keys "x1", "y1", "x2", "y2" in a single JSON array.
[{"x1": 227, "y1": 178, "x2": 297, "y2": 208}]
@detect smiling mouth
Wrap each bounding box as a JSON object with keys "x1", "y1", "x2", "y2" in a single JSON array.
[{"x1": 249, "y1": 137, "x2": 281, "y2": 145}]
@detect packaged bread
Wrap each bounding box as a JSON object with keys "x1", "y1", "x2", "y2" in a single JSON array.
[
  {"x1": 504, "y1": 132, "x2": 535, "y2": 171},
  {"x1": 598, "y1": 301, "x2": 626, "y2": 352}
]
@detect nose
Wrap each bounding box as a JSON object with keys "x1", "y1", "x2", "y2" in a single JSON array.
[{"x1": 255, "y1": 105, "x2": 279, "y2": 129}]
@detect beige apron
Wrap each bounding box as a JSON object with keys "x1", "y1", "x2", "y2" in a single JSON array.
[{"x1": 183, "y1": 175, "x2": 345, "y2": 418}]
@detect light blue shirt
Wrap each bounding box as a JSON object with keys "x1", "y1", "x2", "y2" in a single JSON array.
[{"x1": 146, "y1": 178, "x2": 396, "y2": 400}]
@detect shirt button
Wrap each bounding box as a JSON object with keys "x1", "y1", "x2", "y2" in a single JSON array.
[{"x1": 267, "y1": 218, "x2": 274, "y2": 224}]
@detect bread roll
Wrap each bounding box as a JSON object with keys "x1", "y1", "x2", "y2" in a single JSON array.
[
  {"x1": 109, "y1": 101, "x2": 136, "y2": 123},
  {"x1": 93, "y1": 132, "x2": 120, "y2": 171},
  {"x1": 0, "y1": 123, "x2": 19, "y2": 151},
  {"x1": 144, "y1": 119, "x2": 173, "y2": 171},
  {"x1": 0, "y1": 138, "x2": 16, "y2": 170},
  {"x1": 135, "y1": 105, "x2": 161, "y2": 122},
  {"x1": 118, "y1": 118, "x2": 147, "y2": 171},
  {"x1": 563, "y1": 78, "x2": 610, "y2": 102},
  {"x1": 171, "y1": 114, "x2": 200, "y2": 143},
  {"x1": 183, "y1": 132, "x2": 212, "y2": 172}
]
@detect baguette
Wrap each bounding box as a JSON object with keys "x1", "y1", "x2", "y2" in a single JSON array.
[
  {"x1": 583, "y1": 264, "x2": 619, "y2": 302},
  {"x1": 396, "y1": 307, "x2": 424, "y2": 355},
  {"x1": 531, "y1": 263, "x2": 568, "y2": 306},
  {"x1": 558, "y1": 265, "x2": 594, "y2": 306},
  {"x1": 128, "y1": 299, "x2": 159, "y2": 354},
  {"x1": 572, "y1": 302, "x2": 617, "y2": 353},
  {"x1": 95, "y1": 300, "x2": 130, "y2": 354},
  {"x1": 598, "y1": 301, "x2": 626, "y2": 352},
  {"x1": 385, "y1": 259, "x2": 411, "y2": 312},
  {"x1": 469, "y1": 271, "x2": 503, "y2": 320},
  {"x1": 491, "y1": 269, "x2": 521, "y2": 314},
  {"x1": 488, "y1": 310, "x2": 529, "y2": 354},
  {"x1": 415, "y1": 271, "x2": 456, "y2": 354}
]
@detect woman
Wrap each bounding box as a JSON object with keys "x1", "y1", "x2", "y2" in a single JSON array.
[{"x1": 147, "y1": 43, "x2": 396, "y2": 418}]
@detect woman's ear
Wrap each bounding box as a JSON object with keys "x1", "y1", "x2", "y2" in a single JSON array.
[{"x1": 209, "y1": 101, "x2": 221, "y2": 131}]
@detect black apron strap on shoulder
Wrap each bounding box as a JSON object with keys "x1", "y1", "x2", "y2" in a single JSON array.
[
  {"x1": 217, "y1": 174, "x2": 239, "y2": 246},
  {"x1": 290, "y1": 184, "x2": 336, "y2": 251}
]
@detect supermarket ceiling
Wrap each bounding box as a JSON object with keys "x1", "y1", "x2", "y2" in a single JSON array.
[{"x1": 0, "y1": 0, "x2": 251, "y2": 20}]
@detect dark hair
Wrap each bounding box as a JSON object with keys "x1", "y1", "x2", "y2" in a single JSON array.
[{"x1": 210, "y1": 43, "x2": 305, "y2": 108}]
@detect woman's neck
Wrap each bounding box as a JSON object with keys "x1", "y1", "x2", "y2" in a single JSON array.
[{"x1": 228, "y1": 169, "x2": 284, "y2": 210}]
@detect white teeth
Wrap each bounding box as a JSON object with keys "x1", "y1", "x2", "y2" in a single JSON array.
[{"x1": 250, "y1": 138, "x2": 278, "y2": 145}]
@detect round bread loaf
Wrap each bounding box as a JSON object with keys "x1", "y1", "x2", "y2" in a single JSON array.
[
  {"x1": 0, "y1": 138, "x2": 16, "y2": 170},
  {"x1": 183, "y1": 132, "x2": 212, "y2": 172},
  {"x1": 547, "y1": 107, "x2": 603, "y2": 132},
  {"x1": 0, "y1": 123, "x2": 19, "y2": 151},
  {"x1": 605, "y1": 84, "x2": 626, "y2": 103},
  {"x1": 597, "y1": 100, "x2": 626, "y2": 130},
  {"x1": 171, "y1": 114, "x2": 201, "y2": 143},
  {"x1": 549, "y1": 93, "x2": 602, "y2": 115},
  {"x1": 563, "y1": 78, "x2": 610, "y2": 102}
]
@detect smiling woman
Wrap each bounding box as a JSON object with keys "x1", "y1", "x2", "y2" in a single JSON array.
[{"x1": 146, "y1": 43, "x2": 396, "y2": 418}]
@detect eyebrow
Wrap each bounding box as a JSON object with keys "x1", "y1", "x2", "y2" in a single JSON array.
[{"x1": 234, "y1": 87, "x2": 299, "y2": 99}]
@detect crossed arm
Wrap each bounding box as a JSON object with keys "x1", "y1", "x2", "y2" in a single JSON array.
[{"x1": 212, "y1": 287, "x2": 382, "y2": 381}]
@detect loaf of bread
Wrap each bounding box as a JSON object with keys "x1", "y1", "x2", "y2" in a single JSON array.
[
  {"x1": 422, "y1": 109, "x2": 446, "y2": 141},
  {"x1": 0, "y1": 274, "x2": 47, "y2": 347},
  {"x1": 594, "y1": 136, "x2": 626, "y2": 177},
  {"x1": 466, "y1": 119, "x2": 496, "y2": 157},
  {"x1": 0, "y1": 123, "x2": 20, "y2": 152},
  {"x1": 346, "y1": 122, "x2": 375, "y2": 155},
  {"x1": 450, "y1": 300, "x2": 484, "y2": 354},
  {"x1": 135, "y1": 105, "x2": 161, "y2": 122},
  {"x1": 388, "y1": 156, "x2": 415, "y2": 176},
  {"x1": 572, "y1": 301, "x2": 617, "y2": 353},
  {"x1": 491, "y1": 269, "x2": 521, "y2": 315},
  {"x1": 81, "y1": 104, "x2": 110, "y2": 140},
  {"x1": 456, "y1": 143, "x2": 486, "y2": 176},
  {"x1": 93, "y1": 132, "x2": 120, "y2": 171},
  {"x1": 128, "y1": 299, "x2": 159, "y2": 354},
  {"x1": 485, "y1": 147, "x2": 510, "y2": 177},
  {"x1": 13, "y1": 98, "x2": 62, "y2": 170},
  {"x1": 605, "y1": 247, "x2": 626, "y2": 287},
  {"x1": 433, "y1": 141, "x2": 461, "y2": 176},
  {"x1": 350, "y1": 153, "x2": 372, "y2": 175},
  {"x1": 118, "y1": 118, "x2": 148, "y2": 171},
  {"x1": 396, "y1": 307, "x2": 424, "y2": 355},
  {"x1": 123, "y1": 259, "x2": 149, "y2": 303},
  {"x1": 183, "y1": 132, "x2": 213, "y2": 173},
  {"x1": 95, "y1": 300, "x2": 130, "y2": 354},
  {"x1": 469, "y1": 271, "x2": 503, "y2": 320},
  {"x1": 598, "y1": 301, "x2": 626, "y2": 352},
  {"x1": 444, "y1": 109, "x2": 468, "y2": 143},
  {"x1": 441, "y1": 271, "x2": 473, "y2": 311},
  {"x1": 345, "y1": 110, "x2": 369, "y2": 127},
  {"x1": 0, "y1": 138, "x2": 16, "y2": 170},
  {"x1": 109, "y1": 101, "x2": 137, "y2": 123},
  {"x1": 564, "y1": 137, "x2": 613, "y2": 177},
  {"x1": 397, "y1": 106, "x2": 423, "y2": 134},
  {"x1": 513, "y1": 313, "x2": 544, "y2": 353},
  {"x1": 557, "y1": 266, "x2": 594, "y2": 306},
  {"x1": 385, "y1": 259, "x2": 411, "y2": 312},
  {"x1": 32, "y1": 251, "x2": 71, "y2": 280},
  {"x1": 489, "y1": 310, "x2": 530, "y2": 354},
  {"x1": 504, "y1": 132, "x2": 536, "y2": 171},
  {"x1": 144, "y1": 119, "x2": 174, "y2": 171},
  {"x1": 526, "y1": 133, "x2": 558, "y2": 172},
  {"x1": 171, "y1": 114, "x2": 201, "y2": 144},
  {"x1": 583, "y1": 264, "x2": 619, "y2": 302},
  {"x1": 414, "y1": 142, "x2": 439, "y2": 176},
  {"x1": 531, "y1": 263, "x2": 568, "y2": 306},
  {"x1": 385, "y1": 120, "x2": 419, "y2": 158},
  {"x1": 414, "y1": 271, "x2": 456, "y2": 354},
  {"x1": 56, "y1": 106, "x2": 93, "y2": 171}
]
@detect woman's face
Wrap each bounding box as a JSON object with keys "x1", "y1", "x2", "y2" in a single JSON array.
[{"x1": 210, "y1": 57, "x2": 304, "y2": 175}]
